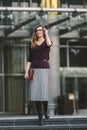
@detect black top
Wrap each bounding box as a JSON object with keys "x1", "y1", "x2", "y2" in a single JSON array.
[{"x1": 27, "y1": 41, "x2": 51, "y2": 68}]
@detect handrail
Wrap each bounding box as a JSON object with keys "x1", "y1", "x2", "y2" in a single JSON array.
[{"x1": 0, "y1": 7, "x2": 87, "y2": 12}]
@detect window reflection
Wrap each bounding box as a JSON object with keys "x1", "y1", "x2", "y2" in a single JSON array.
[
  {"x1": 60, "y1": 41, "x2": 87, "y2": 67},
  {"x1": 69, "y1": 48, "x2": 80, "y2": 67},
  {"x1": 69, "y1": 47, "x2": 87, "y2": 67}
]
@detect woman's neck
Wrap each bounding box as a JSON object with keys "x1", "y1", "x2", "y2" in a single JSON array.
[
  {"x1": 38, "y1": 37, "x2": 44, "y2": 41},
  {"x1": 36, "y1": 37, "x2": 45, "y2": 45}
]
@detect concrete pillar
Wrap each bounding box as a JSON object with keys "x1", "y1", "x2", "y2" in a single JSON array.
[{"x1": 48, "y1": 21, "x2": 60, "y2": 115}]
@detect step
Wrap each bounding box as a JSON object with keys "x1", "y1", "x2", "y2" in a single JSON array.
[{"x1": 0, "y1": 115, "x2": 87, "y2": 130}]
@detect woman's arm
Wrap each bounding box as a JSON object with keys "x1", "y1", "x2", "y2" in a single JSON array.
[
  {"x1": 44, "y1": 28, "x2": 52, "y2": 46},
  {"x1": 24, "y1": 62, "x2": 31, "y2": 79}
]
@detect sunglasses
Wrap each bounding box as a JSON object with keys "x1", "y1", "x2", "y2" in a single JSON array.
[{"x1": 35, "y1": 29, "x2": 44, "y2": 32}]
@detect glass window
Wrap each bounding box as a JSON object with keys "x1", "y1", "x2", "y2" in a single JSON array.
[
  {"x1": 60, "y1": 47, "x2": 67, "y2": 67},
  {"x1": 60, "y1": 41, "x2": 87, "y2": 67},
  {"x1": 69, "y1": 46, "x2": 87, "y2": 67},
  {"x1": 0, "y1": 44, "x2": 2, "y2": 73},
  {"x1": 65, "y1": 78, "x2": 74, "y2": 95},
  {"x1": 0, "y1": 43, "x2": 3, "y2": 111},
  {"x1": 5, "y1": 76, "x2": 25, "y2": 112},
  {"x1": 61, "y1": 0, "x2": 67, "y2": 4},
  {"x1": 0, "y1": 77, "x2": 3, "y2": 111},
  {"x1": 78, "y1": 78, "x2": 87, "y2": 109},
  {"x1": 3, "y1": 0, "x2": 11, "y2": 6},
  {"x1": 4, "y1": 45, "x2": 25, "y2": 74},
  {"x1": 68, "y1": 0, "x2": 84, "y2": 5},
  {"x1": 0, "y1": 40, "x2": 28, "y2": 113},
  {"x1": 32, "y1": 0, "x2": 41, "y2": 3}
]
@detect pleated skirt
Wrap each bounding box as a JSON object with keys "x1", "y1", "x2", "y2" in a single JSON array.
[{"x1": 28, "y1": 69, "x2": 50, "y2": 101}]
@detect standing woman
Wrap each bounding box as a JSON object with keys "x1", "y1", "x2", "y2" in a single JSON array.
[{"x1": 24, "y1": 25, "x2": 52, "y2": 125}]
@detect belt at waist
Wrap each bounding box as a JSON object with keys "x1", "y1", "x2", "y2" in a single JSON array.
[
  {"x1": 32, "y1": 59, "x2": 48, "y2": 62},
  {"x1": 31, "y1": 59, "x2": 50, "y2": 68}
]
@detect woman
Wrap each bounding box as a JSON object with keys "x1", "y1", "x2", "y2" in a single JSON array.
[{"x1": 24, "y1": 25, "x2": 52, "y2": 125}]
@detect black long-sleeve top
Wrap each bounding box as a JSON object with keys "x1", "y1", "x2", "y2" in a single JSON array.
[{"x1": 27, "y1": 41, "x2": 51, "y2": 68}]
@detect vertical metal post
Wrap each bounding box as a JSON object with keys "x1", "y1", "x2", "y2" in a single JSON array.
[
  {"x1": 67, "y1": 40, "x2": 70, "y2": 68},
  {"x1": 74, "y1": 77, "x2": 79, "y2": 114},
  {"x1": 24, "y1": 42, "x2": 28, "y2": 115},
  {"x1": 2, "y1": 42, "x2": 5, "y2": 112}
]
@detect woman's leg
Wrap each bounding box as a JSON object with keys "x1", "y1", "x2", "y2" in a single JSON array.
[
  {"x1": 35, "y1": 101, "x2": 43, "y2": 125},
  {"x1": 43, "y1": 101, "x2": 49, "y2": 119}
]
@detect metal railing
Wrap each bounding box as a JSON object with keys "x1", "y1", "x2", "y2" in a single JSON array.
[{"x1": 0, "y1": 7, "x2": 87, "y2": 12}]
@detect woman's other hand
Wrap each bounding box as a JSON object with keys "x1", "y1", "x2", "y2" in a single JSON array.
[{"x1": 24, "y1": 72, "x2": 29, "y2": 79}]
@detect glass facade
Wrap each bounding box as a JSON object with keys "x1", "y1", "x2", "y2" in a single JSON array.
[
  {"x1": 0, "y1": 40, "x2": 29, "y2": 113},
  {"x1": 0, "y1": 0, "x2": 87, "y2": 114},
  {"x1": 60, "y1": 40, "x2": 87, "y2": 110}
]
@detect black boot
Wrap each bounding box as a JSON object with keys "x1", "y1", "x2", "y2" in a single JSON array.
[
  {"x1": 35, "y1": 101, "x2": 43, "y2": 125},
  {"x1": 38, "y1": 114, "x2": 43, "y2": 126},
  {"x1": 43, "y1": 101, "x2": 50, "y2": 119}
]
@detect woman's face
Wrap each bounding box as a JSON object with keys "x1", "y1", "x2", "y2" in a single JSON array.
[{"x1": 35, "y1": 26, "x2": 44, "y2": 38}]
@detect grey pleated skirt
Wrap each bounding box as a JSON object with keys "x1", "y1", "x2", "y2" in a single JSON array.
[{"x1": 28, "y1": 69, "x2": 50, "y2": 101}]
